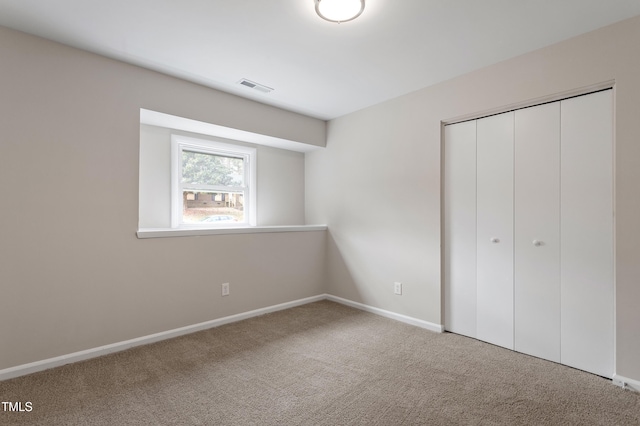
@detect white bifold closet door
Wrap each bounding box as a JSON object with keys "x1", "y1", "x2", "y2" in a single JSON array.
[
  {"x1": 514, "y1": 102, "x2": 561, "y2": 362},
  {"x1": 444, "y1": 121, "x2": 477, "y2": 338},
  {"x1": 476, "y1": 112, "x2": 514, "y2": 350},
  {"x1": 444, "y1": 89, "x2": 613, "y2": 378},
  {"x1": 560, "y1": 90, "x2": 614, "y2": 377}
]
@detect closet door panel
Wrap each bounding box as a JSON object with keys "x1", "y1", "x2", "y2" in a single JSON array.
[
  {"x1": 514, "y1": 103, "x2": 561, "y2": 362},
  {"x1": 476, "y1": 112, "x2": 514, "y2": 350},
  {"x1": 444, "y1": 121, "x2": 477, "y2": 337},
  {"x1": 444, "y1": 121, "x2": 477, "y2": 338},
  {"x1": 561, "y1": 90, "x2": 614, "y2": 377}
]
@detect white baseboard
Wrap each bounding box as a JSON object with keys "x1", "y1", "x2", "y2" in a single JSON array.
[
  {"x1": 613, "y1": 374, "x2": 640, "y2": 392},
  {"x1": 325, "y1": 294, "x2": 444, "y2": 333},
  {"x1": 1, "y1": 293, "x2": 445, "y2": 382},
  {"x1": 0, "y1": 294, "x2": 325, "y2": 382},
  {"x1": 3, "y1": 289, "x2": 635, "y2": 391}
]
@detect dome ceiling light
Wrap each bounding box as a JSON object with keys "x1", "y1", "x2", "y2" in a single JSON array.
[{"x1": 314, "y1": 0, "x2": 365, "y2": 23}]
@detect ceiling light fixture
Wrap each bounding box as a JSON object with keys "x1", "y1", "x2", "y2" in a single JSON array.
[{"x1": 315, "y1": 0, "x2": 365, "y2": 23}]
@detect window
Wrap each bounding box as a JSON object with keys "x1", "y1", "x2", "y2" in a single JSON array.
[{"x1": 171, "y1": 135, "x2": 256, "y2": 228}]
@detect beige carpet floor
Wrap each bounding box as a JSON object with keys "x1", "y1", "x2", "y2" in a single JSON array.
[{"x1": 0, "y1": 300, "x2": 638, "y2": 425}]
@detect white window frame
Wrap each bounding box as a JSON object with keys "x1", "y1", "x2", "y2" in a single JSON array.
[{"x1": 171, "y1": 134, "x2": 256, "y2": 228}]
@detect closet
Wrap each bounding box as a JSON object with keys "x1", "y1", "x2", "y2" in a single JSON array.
[{"x1": 444, "y1": 90, "x2": 613, "y2": 378}]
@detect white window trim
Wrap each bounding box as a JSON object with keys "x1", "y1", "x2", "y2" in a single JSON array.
[
  {"x1": 171, "y1": 134, "x2": 257, "y2": 228},
  {"x1": 137, "y1": 225, "x2": 328, "y2": 239}
]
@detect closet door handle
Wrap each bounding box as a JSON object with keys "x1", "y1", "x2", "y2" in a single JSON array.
[
  {"x1": 533, "y1": 240, "x2": 542, "y2": 247},
  {"x1": 490, "y1": 237, "x2": 500, "y2": 243}
]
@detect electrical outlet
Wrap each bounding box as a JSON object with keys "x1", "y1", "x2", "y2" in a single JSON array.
[
  {"x1": 221, "y1": 282, "x2": 230, "y2": 296},
  {"x1": 394, "y1": 282, "x2": 402, "y2": 295}
]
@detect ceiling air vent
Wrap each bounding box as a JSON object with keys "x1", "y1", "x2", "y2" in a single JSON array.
[{"x1": 237, "y1": 78, "x2": 273, "y2": 94}]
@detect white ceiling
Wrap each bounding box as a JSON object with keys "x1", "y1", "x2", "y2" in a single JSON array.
[{"x1": 1, "y1": 1, "x2": 640, "y2": 120}]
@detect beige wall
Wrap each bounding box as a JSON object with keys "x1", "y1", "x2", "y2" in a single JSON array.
[
  {"x1": 0, "y1": 26, "x2": 326, "y2": 370},
  {"x1": 306, "y1": 15, "x2": 640, "y2": 381}
]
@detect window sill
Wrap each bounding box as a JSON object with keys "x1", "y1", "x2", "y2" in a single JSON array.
[{"x1": 136, "y1": 225, "x2": 327, "y2": 239}]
